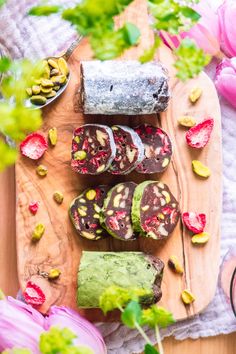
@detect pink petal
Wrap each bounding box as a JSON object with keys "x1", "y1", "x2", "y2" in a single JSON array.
[
  {"x1": 215, "y1": 73, "x2": 236, "y2": 108},
  {"x1": 0, "y1": 297, "x2": 43, "y2": 352},
  {"x1": 218, "y1": 1, "x2": 236, "y2": 57},
  {"x1": 45, "y1": 306, "x2": 106, "y2": 354}
]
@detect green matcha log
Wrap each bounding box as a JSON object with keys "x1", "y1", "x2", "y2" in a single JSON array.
[{"x1": 77, "y1": 251, "x2": 164, "y2": 308}]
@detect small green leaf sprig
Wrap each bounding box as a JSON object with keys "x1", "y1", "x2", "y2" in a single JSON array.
[
  {"x1": 0, "y1": 57, "x2": 43, "y2": 171},
  {"x1": 99, "y1": 286, "x2": 175, "y2": 354}
]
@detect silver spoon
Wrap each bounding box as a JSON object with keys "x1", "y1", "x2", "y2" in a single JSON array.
[{"x1": 25, "y1": 35, "x2": 83, "y2": 109}]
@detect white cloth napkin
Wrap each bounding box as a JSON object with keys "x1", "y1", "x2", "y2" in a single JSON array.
[{"x1": 1, "y1": 1, "x2": 235, "y2": 353}]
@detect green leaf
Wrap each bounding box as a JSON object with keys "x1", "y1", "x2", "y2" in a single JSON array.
[
  {"x1": 0, "y1": 57, "x2": 11, "y2": 73},
  {"x1": 0, "y1": 0, "x2": 6, "y2": 7},
  {"x1": 174, "y1": 38, "x2": 211, "y2": 81},
  {"x1": 123, "y1": 22, "x2": 140, "y2": 45},
  {"x1": 2, "y1": 349, "x2": 32, "y2": 354},
  {"x1": 0, "y1": 140, "x2": 17, "y2": 172},
  {"x1": 28, "y1": 5, "x2": 61, "y2": 16},
  {"x1": 121, "y1": 300, "x2": 142, "y2": 328},
  {"x1": 99, "y1": 286, "x2": 153, "y2": 314},
  {"x1": 139, "y1": 37, "x2": 161, "y2": 63},
  {"x1": 144, "y1": 344, "x2": 159, "y2": 354},
  {"x1": 141, "y1": 305, "x2": 175, "y2": 328},
  {"x1": 180, "y1": 7, "x2": 201, "y2": 22}
]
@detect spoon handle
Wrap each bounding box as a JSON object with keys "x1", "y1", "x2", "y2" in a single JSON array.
[{"x1": 62, "y1": 35, "x2": 83, "y2": 61}]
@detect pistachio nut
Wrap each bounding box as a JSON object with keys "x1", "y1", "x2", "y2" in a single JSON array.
[
  {"x1": 32, "y1": 223, "x2": 45, "y2": 242},
  {"x1": 192, "y1": 232, "x2": 210, "y2": 244},
  {"x1": 48, "y1": 268, "x2": 61, "y2": 280},
  {"x1": 86, "y1": 189, "x2": 97, "y2": 200},
  {"x1": 178, "y1": 116, "x2": 196, "y2": 127},
  {"x1": 53, "y1": 191, "x2": 64, "y2": 204},
  {"x1": 189, "y1": 87, "x2": 202, "y2": 103},
  {"x1": 30, "y1": 95, "x2": 47, "y2": 106},
  {"x1": 36, "y1": 164, "x2": 48, "y2": 177},
  {"x1": 48, "y1": 127, "x2": 58, "y2": 146},
  {"x1": 181, "y1": 289, "x2": 196, "y2": 305},
  {"x1": 58, "y1": 57, "x2": 69, "y2": 76},
  {"x1": 192, "y1": 160, "x2": 211, "y2": 178},
  {"x1": 168, "y1": 255, "x2": 184, "y2": 274}
]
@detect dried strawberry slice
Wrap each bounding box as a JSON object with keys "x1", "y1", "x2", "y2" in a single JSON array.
[
  {"x1": 186, "y1": 118, "x2": 214, "y2": 148},
  {"x1": 182, "y1": 212, "x2": 206, "y2": 233},
  {"x1": 29, "y1": 201, "x2": 39, "y2": 215},
  {"x1": 23, "y1": 281, "x2": 46, "y2": 306},
  {"x1": 20, "y1": 133, "x2": 48, "y2": 160}
]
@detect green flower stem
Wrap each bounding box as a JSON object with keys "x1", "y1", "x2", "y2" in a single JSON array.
[
  {"x1": 155, "y1": 325, "x2": 164, "y2": 354},
  {"x1": 135, "y1": 322, "x2": 152, "y2": 345}
]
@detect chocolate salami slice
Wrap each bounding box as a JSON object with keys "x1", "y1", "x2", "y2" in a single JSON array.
[
  {"x1": 100, "y1": 182, "x2": 137, "y2": 241},
  {"x1": 77, "y1": 251, "x2": 164, "y2": 308},
  {"x1": 69, "y1": 185, "x2": 110, "y2": 240},
  {"x1": 132, "y1": 181, "x2": 180, "y2": 240},
  {"x1": 109, "y1": 125, "x2": 144, "y2": 175},
  {"x1": 71, "y1": 124, "x2": 116, "y2": 174},
  {"x1": 80, "y1": 60, "x2": 170, "y2": 115},
  {"x1": 135, "y1": 124, "x2": 172, "y2": 174}
]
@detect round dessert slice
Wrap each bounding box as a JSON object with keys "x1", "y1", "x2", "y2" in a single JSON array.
[
  {"x1": 71, "y1": 124, "x2": 116, "y2": 175},
  {"x1": 100, "y1": 182, "x2": 137, "y2": 241},
  {"x1": 134, "y1": 124, "x2": 172, "y2": 174},
  {"x1": 132, "y1": 180, "x2": 180, "y2": 240},
  {"x1": 109, "y1": 125, "x2": 144, "y2": 175},
  {"x1": 69, "y1": 185, "x2": 110, "y2": 240}
]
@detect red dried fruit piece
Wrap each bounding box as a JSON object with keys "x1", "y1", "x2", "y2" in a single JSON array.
[
  {"x1": 23, "y1": 281, "x2": 46, "y2": 306},
  {"x1": 182, "y1": 212, "x2": 206, "y2": 233},
  {"x1": 20, "y1": 133, "x2": 48, "y2": 160},
  {"x1": 29, "y1": 201, "x2": 39, "y2": 215},
  {"x1": 186, "y1": 118, "x2": 214, "y2": 148}
]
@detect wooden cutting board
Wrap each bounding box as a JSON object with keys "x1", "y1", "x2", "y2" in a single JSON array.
[{"x1": 16, "y1": 0, "x2": 222, "y2": 322}]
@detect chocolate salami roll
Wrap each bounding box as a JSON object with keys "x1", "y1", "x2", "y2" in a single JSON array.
[
  {"x1": 109, "y1": 125, "x2": 144, "y2": 175},
  {"x1": 80, "y1": 60, "x2": 170, "y2": 115},
  {"x1": 132, "y1": 181, "x2": 180, "y2": 240},
  {"x1": 77, "y1": 251, "x2": 164, "y2": 308},
  {"x1": 135, "y1": 124, "x2": 172, "y2": 174},
  {"x1": 100, "y1": 182, "x2": 137, "y2": 241},
  {"x1": 69, "y1": 185, "x2": 110, "y2": 240},
  {"x1": 71, "y1": 124, "x2": 116, "y2": 174}
]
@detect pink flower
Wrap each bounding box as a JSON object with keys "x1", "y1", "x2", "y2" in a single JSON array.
[
  {"x1": 160, "y1": 0, "x2": 221, "y2": 56},
  {"x1": 218, "y1": 0, "x2": 236, "y2": 57},
  {"x1": 0, "y1": 297, "x2": 44, "y2": 352},
  {"x1": 0, "y1": 297, "x2": 107, "y2": 353},
  {"x1": 215, "y1": 58, "x2": 236, "y2": 108},
  {"x1": 45, "y1": 306, "x2": 107, "y2": 354}
]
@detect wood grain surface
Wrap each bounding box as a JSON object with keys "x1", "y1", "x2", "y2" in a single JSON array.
[
  {"x1": 16, "y1": 0, "x2": 222, "y2": 322},
  {"x1": 1, "y1": 169, "x2": 235, "y2": 354}
]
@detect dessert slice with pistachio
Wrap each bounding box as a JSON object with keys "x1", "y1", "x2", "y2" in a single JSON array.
[{"x1": 69, "y1": 185, "x2": 110, "y2": 240}]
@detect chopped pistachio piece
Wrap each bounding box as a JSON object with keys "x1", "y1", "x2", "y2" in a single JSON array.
[
  {"x1": 32, "y1": 223, "x2": 45, "y2": 242},
  {"x1": 53, "y1": 191, "x2": 64, "y2": 204},
  {"x1": 168, "y1": 255, "x2": 184, "y2": 274},
  {"x1": 192, "y1": 160, "x2": 211, "y2": 178},
  {"x1": 48, "y1": 127, "x2": 58, "y2": 146},
  {"x1": 178, "y1": 115, "x2": 196, "y2": 127},
  {"x1": 48, "y1": 268, "x2": 61, "y2": 280},
  {"x1": 36, "y1": 165, "x2": 48, "y2": 177},
  {"x1": 189, "y1": 87, "x2": 202, "y2": 103},
  {"x1": 181, "y1": 289, "x2": 196, "y2": 304},
  {"x1": 192, "y1": 232, "x2": 210, "y2": 244},
  {"x1": 74, "y1": 150, "x2": 87, "y2": 160},
  {"x1": 86, "y1": 189, "x2": 96, "y2": 200}
]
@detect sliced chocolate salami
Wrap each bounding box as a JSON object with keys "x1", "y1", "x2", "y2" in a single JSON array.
[
  {"x1": 109, "y1": 125, "x2": 144, "y2": 175},
  {"x1": 80, "y1": 60, "x2": 170, "y2": 115},
  {"x1": 69, "y1": 185, "x2": 110, "y2": 240},
  {"x1": 132, "y1": 180, "x2": 180, "y2": 240},
  {"x1": 100, "y1": 182, "x2": 137, "y2": 241},
  {"x1": 71, "y1": 124, "x2": 116, "y2": 174},
  {"x1": 77, "y1": 251, "x2": 164, "y2": 308},
  {"x1": 135, "y1": 124, "x2": 172, "y2": 174}
]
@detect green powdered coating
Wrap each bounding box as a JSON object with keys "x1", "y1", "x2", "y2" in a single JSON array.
[
  {"x1": 77, "y1": 251, "x2": 163, "y2": 308},
  {"x1": 131, "y1": 180, "x2": 154, "y2": 234}
]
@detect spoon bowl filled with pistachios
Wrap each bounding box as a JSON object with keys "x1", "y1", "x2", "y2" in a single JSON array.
[{"x1": 25, "y1": 36, "x2": 82, "y2": 109}]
